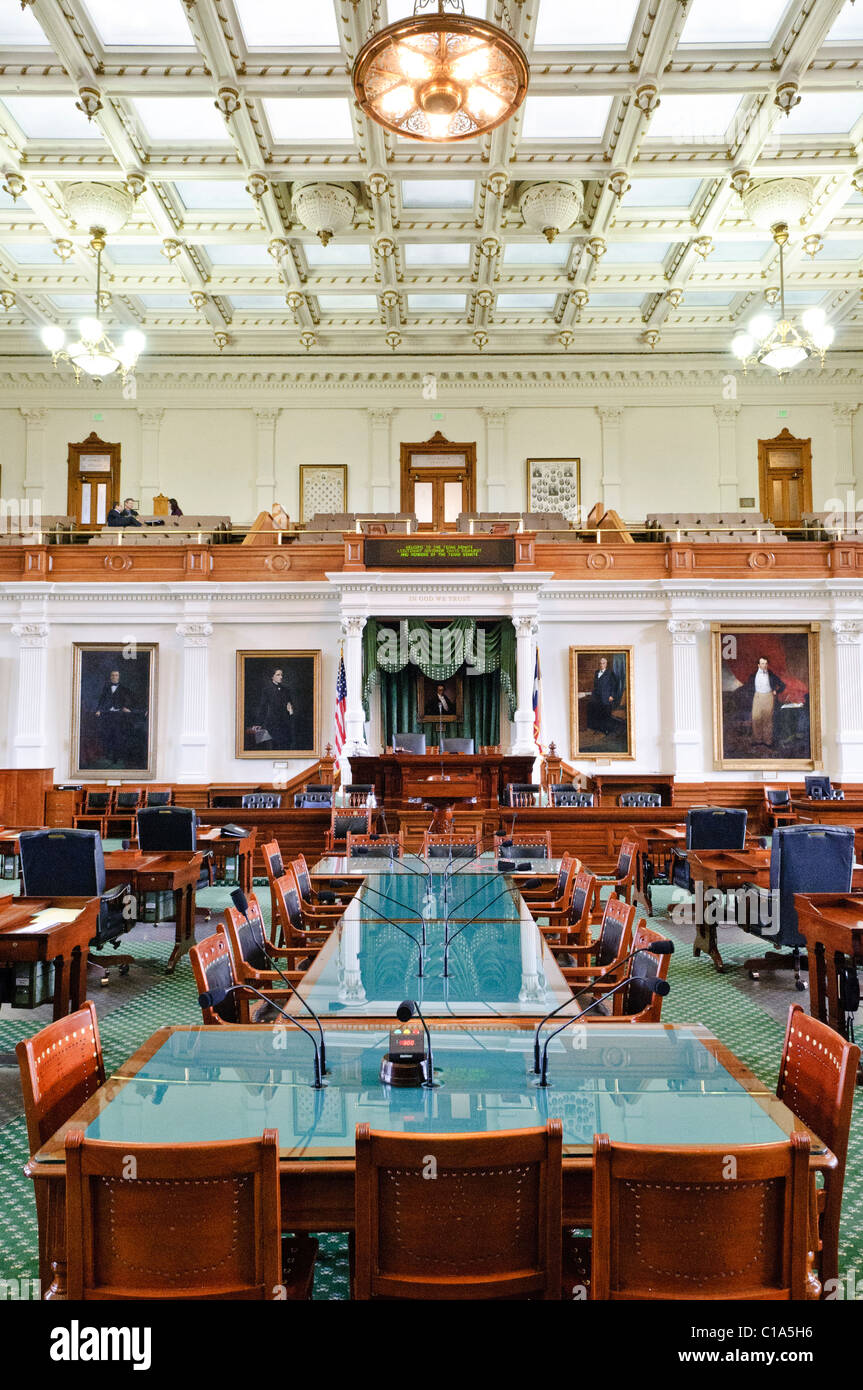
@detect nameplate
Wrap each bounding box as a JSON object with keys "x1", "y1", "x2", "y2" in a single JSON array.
[{"x1": 364, "y1": 536, "x2": 516, "y2": 568}]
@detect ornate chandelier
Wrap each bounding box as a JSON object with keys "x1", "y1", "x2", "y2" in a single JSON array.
[
  {"x1": 40, "y1": 182, "x2": 145, "y2": 383},
  {"x1": 352, "y1": 0, "x2": 528, "y2": 143},
  {"x1": 731, "y1": 223, "x2": 834, "y2": 377}
]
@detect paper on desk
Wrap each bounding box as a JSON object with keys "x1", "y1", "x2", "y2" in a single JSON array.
[{"x1": 20, "y1": 909, "x2": 83, "y2": 932}]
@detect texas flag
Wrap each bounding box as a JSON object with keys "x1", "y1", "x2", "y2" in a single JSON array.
[{"x1": 532, "y1": 650, "x2": 542, "y2": 748}]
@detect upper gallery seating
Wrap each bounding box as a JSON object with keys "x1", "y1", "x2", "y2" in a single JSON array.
[
  {"x1": 456, "y1": 511, "x2": 577, "y2": 540},
  {"x1": 0, "y1": 515, "x2": 75, "y2": 544},
  {"x1": 91, "y1": 516, "x2": 232, "y2": 543},
  {"x1": 644, "y1": 512, "x2": 787, "y2": 543},
  {"x1": 296, "y1": 513, "x2": 418, "y2": 541}
]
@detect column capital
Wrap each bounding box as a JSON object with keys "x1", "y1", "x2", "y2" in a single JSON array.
[
  {"x1": 596, "y1": 405, "x2": 623, "y2": 426},
  {"x1": 341, "y1": 615, "x2": 367, "y2": 638},
  {"x1": 713, "y1": 403, "x2": 740, "y2": 424},
  {"x1": 832, "y1": 401, "x2": 859, "y2": 424},
  {"x1": 832, "y1": 618, "x2": 863, "y2": 644},
  {"x1": 667, "y1": 618, "x2": 705, "y2": 645},
  {"x1": 253, "y1": 407, "x2": 280, "y2": 426},
  {"x1": 12, "y1": 621, "x2": 48, "y2": 646},
  {"x1": 513, "y1": 615, "x2": 538, "y2": 638},
  {"x1": 368, "y1": 407, "x2": 394, "y2": 425},
  {"x1": 176, "y1": 621, "x2": 213, "y2": 645},
  {"x1": 19, "y1": 407, "x2": 46, "y2": 425},
  {"x1": 137, "y1": 407, "x2": 165, "y2": 427},
  {"x1": 480, "y1": 406, "x2": 509, "y2": 424}
]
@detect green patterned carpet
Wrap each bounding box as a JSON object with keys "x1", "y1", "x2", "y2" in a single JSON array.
[{"x1": 0, "y1": 879, "x2": 860, "y2": 1300}]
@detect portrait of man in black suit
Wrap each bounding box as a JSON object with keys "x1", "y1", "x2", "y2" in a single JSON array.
[
  {"x1": 73, "y1": 645, "x2": 155, "y2": 776},
  {"x1": 571, "y1": 648, "x2": 633, "y2": 758}
]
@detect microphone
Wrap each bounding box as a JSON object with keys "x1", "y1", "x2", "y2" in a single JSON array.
[
  {"x1": 397, "y1": 999, "x2": 440, "y2": 1088},
  {"x1": 532, "y1": 937, "x2": 674, "y2": 1073},
  {"x1": 230, "y1": 889, "x2": 329, "y2": 1076},
  {"x1": 197, "y1": 984, "x2": 325, "y2": 1088},
  {"x1": 378, "y1": 805, "x2": 433, "y2": 883},
  {"x1": 356, "y1": 897, "x2": 426, "y2": 976},
  {"x1": 537, "y1": 976, "x2": 671, "y2": 1087},
  {"x1": 360, "y1": 881, "x2": 430, "y2": 943},
  {"x1": 443, "y1": 884, "x2": 517, "y2": 976}
]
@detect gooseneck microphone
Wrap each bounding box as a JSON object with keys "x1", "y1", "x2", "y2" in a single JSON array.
[
  {"x1": 230, "y1": 888, "x2": 330, "y2": 1076},
  {"x1": 356, "y1": 897, "x2": 426, "y2": 976},
  {"x1": 360, "y1": 882, "x2": 430, "y2": 943},
  {"x1": 537, "y1": 976, "x2": 670, "y2": 1087},
  {"x1": 397, "y1": 999, "x2": 440, "y2": 1088},
  {"x1": 531, "y1": 937, "x2": 675, "y2": 1074},
  {"x1": 442, "y1": 884, "x2": 517, "y2": 976},
  {"x1": 197, "y1": 983, "x2": 325, "y2": 1088}
]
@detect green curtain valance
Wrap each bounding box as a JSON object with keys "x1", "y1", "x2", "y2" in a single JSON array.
[{"x1": 362, "y1": 618, "x2": 516, "y2": 720}]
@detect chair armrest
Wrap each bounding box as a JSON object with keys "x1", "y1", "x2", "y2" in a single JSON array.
[
  {"x1": 548, "y1": 940, "x2": 600, "y2": 960},
  {"x1": 245, "y1": 967, "x2": 306, "y2": 986}
]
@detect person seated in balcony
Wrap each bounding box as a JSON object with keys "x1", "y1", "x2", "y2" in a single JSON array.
[
  {"x1": 169, "y1": 497, "x2": 183, "y2": 516},
  {"x1": 107, "y1": 497, "x2": 143, "y2": 528}
]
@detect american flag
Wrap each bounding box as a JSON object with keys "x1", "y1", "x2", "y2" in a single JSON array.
[
  {"x1": 333, "y1": 652, "x2": 347, "y2": 758},
  {"x1": 532, "y1": 649, "x2": 542, "y2": 748}
]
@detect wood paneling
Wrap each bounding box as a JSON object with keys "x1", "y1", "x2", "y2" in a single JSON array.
[{"x1": 0, "y1": 769, "x2": 54, "y2": 826}]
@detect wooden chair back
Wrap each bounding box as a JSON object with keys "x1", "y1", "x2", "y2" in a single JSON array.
[
  {"x1": 493, "y1": 831, "x2": 552, "y2": 859},
  {"x1": 611, "y1": 918, "x2": 670, "y2": 1022},
  {"x1": 776, "y1": 1003, "x2": 860, "y2": 1288},
  {"x1": 346, "y1": 831, "x2": 404, "y2": 858},
  {"x1": 221, "y1": 891, "x2": 270, "y2": 978},
  {"x1": 613, "y1": 837, "x2": 639, "y2": 900},
  {"x1": 82, "y1": 789, "x2": 113, "y2": 815},
  {"x1": 506, "y1": 783, "x2": 542, "y2": 808},
  {"x1": 189, "y1": 931, "x2": 246, "y2": 1023},
  {"x1": 591, "y1": 1131, "x2": 812, "y2": 1300},
  {"x1": 16, "y1": 1003, "x2": 105, "y2": 1156},
  {"x1": 567, "y1": 870, "x2": 598, "y2": 944},
  {"x1": 65, "y1": 1128, "x2": 283, "y2": 1299},
  {"x1": 422, "y1": 831, "x2": 482, "y2": 859},
  {"x1": 594, "y1": 895, "x2": 635, "y2": 971},
  {"x1": 354, "y1": 1121, "x2": 562, "y2": 1300},
  {"x1": 326, "y1": 808, "x2": 373, "y2": 852}
]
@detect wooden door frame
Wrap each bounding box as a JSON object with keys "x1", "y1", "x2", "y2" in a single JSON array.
[
  {"x1": 68, "y1": 431, "x2": 122, "y2": 530},
  {"x1": 757, "y1": 428, "x2": 812, "y2": 524},
  {"x1": 400, "y1": 431, "x2": 476, "y2": 530}
]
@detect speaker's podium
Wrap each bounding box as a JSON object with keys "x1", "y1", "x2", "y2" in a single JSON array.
[{"x1": 349, "y1": 750, "x2": 534, "y2": 843}]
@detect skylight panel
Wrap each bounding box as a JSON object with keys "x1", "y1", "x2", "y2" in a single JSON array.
[
  {"x1": 0, "y1": 5, "x2": 51, "y2": 45},
  {"x1": 709, "y1": 240, "x2": 771, "y2": 262},
  {"x1": 47, "y1": 295, "x2": 98, "y2": 311},
  {"x1": 264, "y1": 98, "x2": 354, "y2": 142},
  {"x1": 138, "y1": 293, "x2": 195, "y2": 309},
  {"x1": 534, "y1": 0, "x2": 640, "y2": 47},
  {"x1": 132, "y1": 99, "x2": 230, "y2": 143},
  {"x1": 602, "y1": 242, "x2": 671, "y2": 264},
  {"x1": 80, "y1": 0, "x2": 195, "y2": 47},
  {"x1": 503, "y1": 242, "x2": 572, "y2": 267},
  {"x1": 825, "y1": 2, "x2": 863, "y2": 42},
  {"x1": 203, "y1": 244, "x2": 273, "y2": 266},
  {"x1": 522, "y1": 95, "x2": 612, "y2": 141},
  {"x1": 3, "y1": 242, "x2": 56, "y2": 265},
  {"x1": 496, "y1": 293, "x2": 557, "y2": 310},
  {"x1": 644, "y1": 93, "x2": 743, "y2": 144},
  {"x1": 304, "y1": 242, "x2": 372, "y2": 267},
  {"x1": 401, "y1": 180, "x2": 475, "y2": 208},
  {"x1": 234, "y1": 0, "x2": 340, "y2": 48},
  {"x1": 174, "y1": 181, "x2": 255, "y2": 210},
  {"x1": 387, "y1": 0, "x2": 486, "y2": 19},
  {"x1": 585, "y1": 292, "x2": 646, "y2": 308},
  {"x1": 403, "y1": 243, "x2": 471, "y2": 267},
  {"x1": 774, "y1": 92, "x2": 863, "y2": 136},
  {"x1": 408, "y1": 293, "x2": 467, "y2": 311},
  {"x1": 229, "y1": 295, "x2": 286, "y2": 310},
  {"x1": 681, "y1": 291, "x2": 735, "y2": 306},
  {"x1": 0, "y1": 186, "x2": 30, "y2": 211},
  {"x1": 318, "y1": 294, "x2": 379, "y2": 311},
  {"x1": 678, "y1": 0, "x2": 790, "y2": 46},
  {"x1": 108, "y1": 244, "x2": 178, "y2": 265},
  {"x1": 820, "y1": 239, "x2": 863, "y2": 260},
  {"x1": 623, "y1": 178, "x2": 702, "y2": 208},
  {"x1": 1, "y1": 97, "x2": 105, "y2": 141}
]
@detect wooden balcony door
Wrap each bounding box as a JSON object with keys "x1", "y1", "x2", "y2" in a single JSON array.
[
  {"x1": 758, "y1": 429, "x2": 812, "y2": 528},
  {"x1": 400, "y1": 431, "x2": 476, "y2": 531},
  {"x1": 67, "y1": 431, "x2": 121, "y2": 532}
]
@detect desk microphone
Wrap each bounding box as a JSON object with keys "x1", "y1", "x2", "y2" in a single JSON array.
[
  {"x1": 532, "y1": 937, "x2": 674, "y2": 1073},
  {"x1": 360, "y1": 881, "x2": 429, "y2": 943},
  {"x1": 443, "y1": 884, "x2": 517, "y2": 976},
  {"x1": 356, "y1": 897, "x2": 426, "y2": 976},
  {"x1": 537, "y1": 976, "x2": 670, "y2": 1087},
  {"x1": 197, "y1": 984, "x2": 325, "y2": 1088},
  {"x1": 230, "y1": 889, "x2": 329, "y2": 1075},
  {"x1": 398, "y1": 999, "x2": 439, "y2": 1088}
]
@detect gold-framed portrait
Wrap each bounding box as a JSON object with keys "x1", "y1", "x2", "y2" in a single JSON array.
[
  {"x1": 711, "y1": 623, "x2": 821, "y2": 770},
  {"x1": 417, "y1": 671, "x2": 464, "y2": 725},
  {"x1": 71, "y1": 642, "x2": 158, "y2": 779},
  {"x1": 236, "y1": 650, "x2": 321, "y2": 759},
  {"x1": 569, "y1": 646, "x2": 634, "y2": 760}
]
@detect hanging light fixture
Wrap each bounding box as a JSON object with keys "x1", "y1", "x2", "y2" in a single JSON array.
[
  {"x1": 41, "y1": 182, "x2": 144, "y2": 383},
  {"x1": 41, "y1": 229, "x2": 145, "y2": 383},
  {"x1": 352, "y1": 0, "x2": 528, "y2": 143},
  {"x1": 730, "y1": 223, "x2": 834, "y2": 376}
]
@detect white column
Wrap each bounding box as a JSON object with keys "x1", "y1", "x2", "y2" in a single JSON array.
[
  {"x1": 831, "y1": 619, "x2": 863, "y2": 779},
  {"x1": 368, "y1": 408, "x2": 394, "y2": 512},
  {"x1": 511, "y1": 615, "x2": 538, "y2": 756},
  {"x1": 20, "y1": 408, "x2": 47, "y2": 505},
  {"x1": 137, "y1": 408, "x2": 164, "y2": 511},
  {"x1": 666, "y1": 619, "x2": 705, "y2": 776},
  {"x1": 714, "y1": 404, "x2": 740, "y2": 511},
  {"x1": 832, "y1": 402, "x2": 858, "y2": 501},
  {"x1": 175, "y1": 621, "x2": 213, "y2": 781},
  {"x1": 253, "y1": 407, "x2": 280, "y2": 515},
  {"x1": 342, "y1": 616, "x2": 369, "y2": 758},
  {"x1": 596, "y1": 406, "x2": 623, "y2": 513},
  {"x1": 480, "y1": 406, "x2": 509, "y2": 512},
  {"x1": 11, "y1": 621, "x2": 49, "y2": 766}
]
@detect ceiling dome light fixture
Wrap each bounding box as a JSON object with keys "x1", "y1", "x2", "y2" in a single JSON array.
[
  {"x1": 731, "y1": 222, "x2": 834, "y2": 378},
  {"x1": 518, "y1": 181, "x2": 584, "y2": 242},
  {"x1": 352, "y1": 0, "x2": 528, "y2": 144},
  {"x1": 292, "y1": 182, "x2": 359, "y2": 245}
]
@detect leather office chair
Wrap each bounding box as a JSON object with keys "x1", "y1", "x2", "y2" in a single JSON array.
[
  {"x1": 506, "y1": 782, "x2": 542, "y2": 808},
  {"x1": 441, "y1": 737, "x2": 475, "y2": 754},
  {"x1": 589, "y1": 1131, "x2": 811, "y2": 1300},
  {"x1": 671, "y1": 806, "x2": 748, "y2": 892},
  {"x1": 618, "y1": 792, "x2": 662, "y2": 808},
  {"x1": 221, "y1": 893, "x2": 309, "y2": 992},
  {"x1": 18, "y1": 828, "x2": 132, "y2": 983},
  {"x1": 294, "y1": 783, "x2": 333, "y2": 809},
  {"x1": 550, "y1": 892, "x2": 633, "y2": 988},
  {"x1": 392, "y1": 732, "x2": 426, "y2": 754},
  {"x1": 776, "y1": 1003, "x2": 860, "y2": 1290},
  {"x1": 742, "y1": 824, "x2": 854, "y2": 988},
  {"x1": 240, "y1": 792, "x2": 283, "y2": 810},
  {"x1": 353, "y1": 1121, "x2": 563, "y2": 1300},
  {"x1": 136, "y1": 806, "x2": 213, "y2": 925},
  {"x1": 65, "y1": 1128, "x2": 317, "y2": 1299},
  {"x1": 550, "y1": 785, "x2": 594, "y2": 807}
]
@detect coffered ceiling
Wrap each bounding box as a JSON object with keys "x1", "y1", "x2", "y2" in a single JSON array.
[{"x1": 1, "y1": 0, "x2": 863, "y2": 360}]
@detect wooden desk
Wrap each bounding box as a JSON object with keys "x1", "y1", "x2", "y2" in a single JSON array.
[
  {"x1": 196, "y1": 826, "x2": 257, "y2": 896},
  {"x1": 686, "y1": 849, "x2": 773, "y2": 973},
  {"x1": 350, "y1": 751, "x2": 533, "y2": 810},
  {"x1": 794, "y1": 893, "x2": 863, "y2": 1051},
  {"x1": 400, "y1": 775, "x2": 480, "y2": 832},
  {"x1": 0, "y1": 895, "x2": 98, "y2": 1020},
  {"x1": 27, "y1": 1019, "x2": 833, "y2": 1299},
  {"x1": 103, "y1": 851, "x2": 202, "y2": 974},
  {"x1": 625, "y1": 822, "x2": 686, "y2": 912}
]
